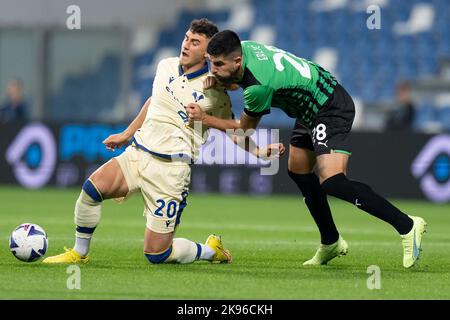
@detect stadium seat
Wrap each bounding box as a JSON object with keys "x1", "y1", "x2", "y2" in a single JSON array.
[{"x1": 125, "y1": 0, "x2": 449, "y2": 129}]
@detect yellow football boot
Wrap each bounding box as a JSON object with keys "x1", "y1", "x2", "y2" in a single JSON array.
[
  {"x1": 42, "y1": 247, "x2": 89, "y2": 264},
  {"x1": 205, "y1": 234, "x2": 232, "y2": 263}
]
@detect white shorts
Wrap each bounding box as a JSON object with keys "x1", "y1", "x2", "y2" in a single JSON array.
[{"x1": 114, "y1": 145, "x2": 191, "y2": 233}]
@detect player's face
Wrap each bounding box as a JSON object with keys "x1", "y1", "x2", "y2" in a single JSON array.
[
  {"x1": 208, "y1": 54, "x2": 242, "y2": 85},
  {"x1": 179, "y1": 30, "x2": 208, "y2": 69}
]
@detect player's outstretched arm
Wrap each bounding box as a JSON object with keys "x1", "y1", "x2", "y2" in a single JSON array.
[
  {"x1": 186, "y1": 102, "x2": 283, "y2": 159},
  {"x1": 230, "y1": 134, "x2": 285, "y2": 160},
  {"x1": 103, "y1": 97, "x2": 151, "y2": 151}
]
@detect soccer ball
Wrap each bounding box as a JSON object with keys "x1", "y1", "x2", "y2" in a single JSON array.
[{"x1": 9, "y1": 223, "x2": 48, "y2": 262}]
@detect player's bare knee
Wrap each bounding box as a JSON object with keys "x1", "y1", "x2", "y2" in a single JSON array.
[
  {"x1": 144, "y1": 237, "x2": 173, "y2": 264},
  {"x1": 144, "y1": 244, "x2": 173, "y2": 264},
  {"x1": 288, "y1": 160, "x2": 313, "y2": 174},
  {"x1": 288, "y1": 146, "x2": 315, "y2": 174},
  {"x1": 144, "y1": 229, "x2": 173, "y2": 253},
  {"x1": 87, "y1": 166, "x2": 109, "y2": 199},
  {"x1": 318, "y1": 170, "x2": 342, "y2": 185},
  {"x1": 144, "y1": 241, "x2": 164, "y2": 253},
  {"x1": 320, "y1": 173, "x2": 349, "y2": 195},
  {"x1": 315, "y1": 164, "x2": 329, "y2": 184},
  {"x1": 90, "y1": 160, "x2": 128, "y2": 200}
]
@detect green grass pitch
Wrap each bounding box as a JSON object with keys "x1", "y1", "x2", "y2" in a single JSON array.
[{"x1": 1, "y1": 186, "x2": 449, "y2": 299}]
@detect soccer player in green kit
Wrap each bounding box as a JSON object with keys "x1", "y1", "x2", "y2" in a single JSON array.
[{"x1": 187, "y1": 30, "x2": 426, "y2": 268}]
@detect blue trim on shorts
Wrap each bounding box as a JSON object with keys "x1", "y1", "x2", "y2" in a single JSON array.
[
  {"x1": 131, "y1": 137, "x2": 192, "y2": 163},
  {"x1": 144, "y1": 245, "x2": 173, "y2": 264},
  {"x1": 82, "y1": 179, "x2": 103, "y2": 202}
]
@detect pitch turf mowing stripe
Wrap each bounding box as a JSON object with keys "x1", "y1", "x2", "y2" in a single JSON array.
[{"x1": 1, "y1": 186, "x2": 450, "y2": 299}]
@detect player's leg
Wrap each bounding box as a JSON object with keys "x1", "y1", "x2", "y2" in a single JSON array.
[
  {"x1": 43, "y1": 148, "x2": 133, "y2": 264},
  {"x1": 313, "y1": 84, "x2": 414, "y2": 235},
  {"x1": 288, "y1": 143, "x2": 340, "y2": 245},
  {"x1": 288, "y1": 121, "x2": 347, "y2": 265},
  {"x1": 141, "y1": 156, "x2": 231, "y2": 265},
  {"x1": 315, "y1": 84, "x2": 426, "y2": 268},
  {"x1": 71, "y1": 158, "x2": 129, "y2": 257},
  {"x1": 317, "y1": 152, "x2": 415, "y2": 236},
  {"x1": 143, "y1": 228, "x2": 231, "y2": 264},
  {"x1": 317, "y1": 152, "x2": 426, "y2": 267}
]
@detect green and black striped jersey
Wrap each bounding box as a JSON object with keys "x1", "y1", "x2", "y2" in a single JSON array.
[{"x1": 238, "y1": 41, "x2": 337, "y2": 128}]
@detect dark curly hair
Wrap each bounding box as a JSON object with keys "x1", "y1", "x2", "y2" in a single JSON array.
[
  {"x1": 189, "y1": 18, "x2": 219, "y2": 39},
  {"x1": 207, "y1": 30, "x2": 242, "y2": 57}
]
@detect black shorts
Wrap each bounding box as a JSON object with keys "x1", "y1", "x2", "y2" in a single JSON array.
[{"x1": 290, "y1": 83, "x2": 355, "y2": 156}]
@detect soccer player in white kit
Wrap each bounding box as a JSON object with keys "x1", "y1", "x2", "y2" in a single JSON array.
[{"x1": 43, "y1": 19, "x2": 283, "y2": 265}]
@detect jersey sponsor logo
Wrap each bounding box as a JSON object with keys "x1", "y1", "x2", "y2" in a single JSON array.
[{"x1": 165, "y1": 85, "x2": 185, "y2": 108}]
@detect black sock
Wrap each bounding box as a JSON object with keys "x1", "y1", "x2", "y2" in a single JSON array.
[
  {"x1": 288, "y1": 171, "x2": 340, "y2": 245},
  {"x1": 321, "y1": 173, "x2": 413, "y2": 235}
]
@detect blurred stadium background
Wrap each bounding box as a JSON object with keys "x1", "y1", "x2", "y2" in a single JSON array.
[{"x1": 0, "y1": 0, "x2": 449, "y2": 200}]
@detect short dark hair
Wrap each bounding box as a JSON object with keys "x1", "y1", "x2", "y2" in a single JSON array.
[
  {"x1": 207, "y1": 30, "x2": 242, "y2": 57},
  {"x1": 189, "y1": 18, "x2": 219, "y2": 39}
]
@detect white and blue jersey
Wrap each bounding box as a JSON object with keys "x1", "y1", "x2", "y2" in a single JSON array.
[{"x1": 133, "y1": 57, "x2": 232, "y2": 163}]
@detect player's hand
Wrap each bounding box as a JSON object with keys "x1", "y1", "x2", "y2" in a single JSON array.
[
  {"x1": 102, "y1": 132, "x2": 131, "y2": 151},
  {"x1": 186, "y1": 103, "x2": 206, "y2": 123},
  {"x1": 257, "y1": 143, "x2": 286, "y2": 160},
  {"x1": 203, "y1": 76, "x2": 217, "y2": 90},
  {"x1": 204, "y1": 75, "x2": 240, "y2": 91}
]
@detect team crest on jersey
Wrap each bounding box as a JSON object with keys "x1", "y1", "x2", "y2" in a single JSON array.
[{"x1": 192, "y1": 91, "x2": 204, "y2": 103}]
